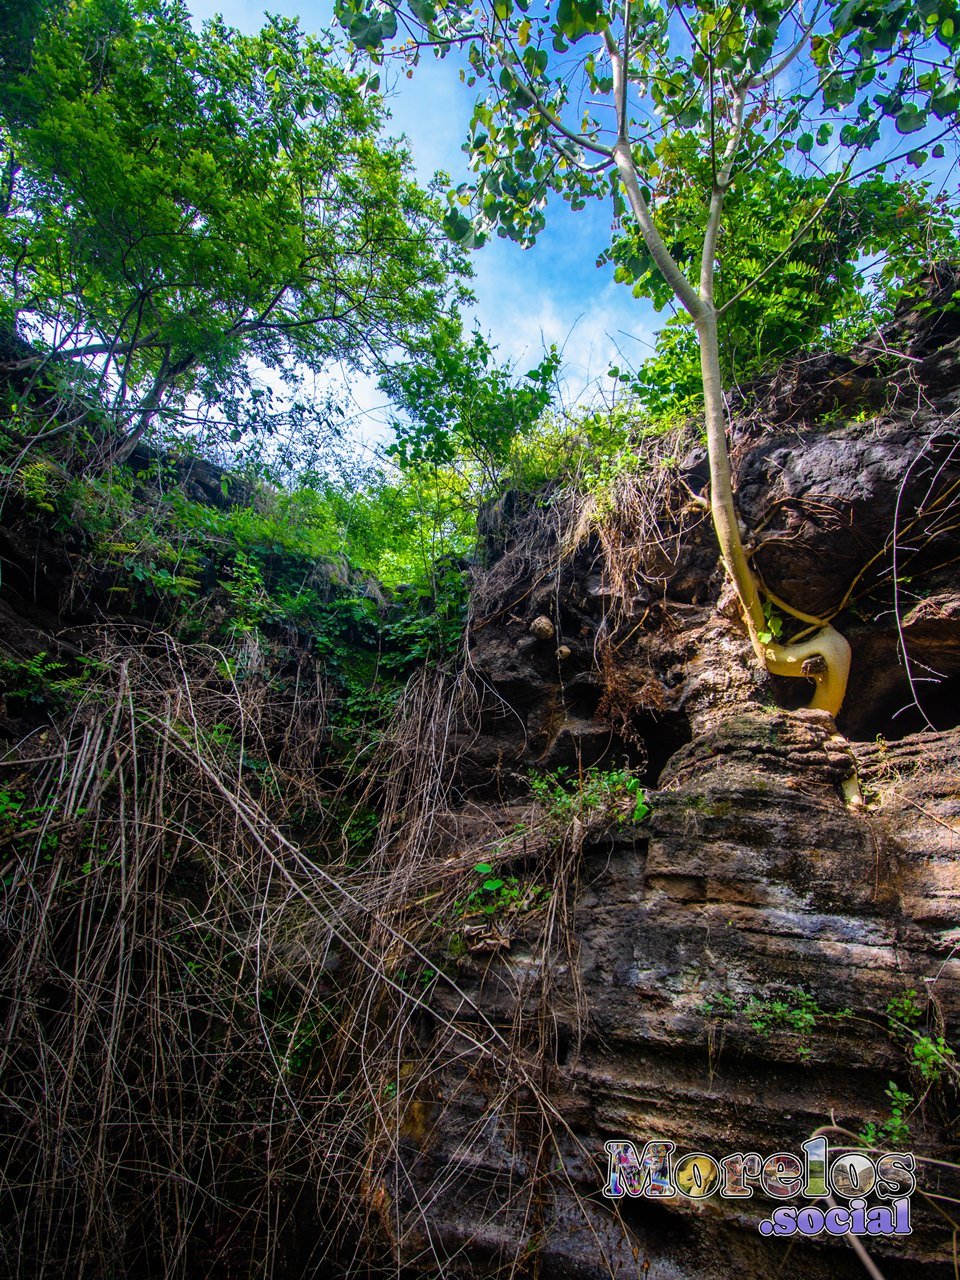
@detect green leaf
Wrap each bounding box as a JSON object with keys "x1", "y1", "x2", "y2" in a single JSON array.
[
  {"x1": 408, "y1": 0, "x2": 436, "y2": 24},
  {"x1": 675, "y1": 106, "x2": 702, "y2": 129},
  {"x1": 797, "y1": 132, "x2": 814, "y2": 154},
  {"x1": 931, "y1": 90, "x2": 960, "y2": 118},
  {"x1": 895, "y1": 105, "x2": 927, "y2": 133},
  {"x1": 443, "y1": 208, "x2": 474, "y2": 242}
]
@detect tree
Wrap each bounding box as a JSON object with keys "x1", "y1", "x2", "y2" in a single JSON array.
[
  {"x1": 379, "y1": 316, "x2": 560, "y2": 484},
  {"x1": 606, "y1": 146, "x2": 960, "y2": 415},
  {"x1": 335, "y1": 0, "x2": 960, "y2": 715},
  {"x1": 0, "y1": 0, "x2": 465, "y2": 459},
  {"x1": 0, "y1": 0, "x2": 66, "y2": 85}
]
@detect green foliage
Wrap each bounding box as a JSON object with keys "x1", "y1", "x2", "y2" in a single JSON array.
[
  {"x1": 337, "y1": 0, "x2": 960, "y2": 444},
  {"x1": 313, "y1": 469, "x2": 477, "y2": 590},
  {"x1": 18, "y1": 458, "x2": 62, "y2": 513},
  {"x1": 501, "y1": 401, "x2": 669, "y2": 495},
  {"x1": 5, "y1": 438, "x2": 473, "y2": 759},
  {"x1": 0, "y1": 650, "x2": 90, "y2": 714},
  {"x1": 884, "y1": 988, "x2": 957, "y2": 1084},
  {"x1": 700, "y1": 984, "x2": 851, "y2": 1059},
  {"x1": 0, "y1": 0, "x2": 462, "y2": 448},
  {"x1": 0, "y1": 651, "x2": 65, "y2": 706},
  {"x1": 340, "y1": 806, "x2": 380, "y2": 860},
  {"x1": 529, "y1": 765, "x2": 650, "y2": 825},
  {"x1": 742, "y1": 987, "x2": 841, "y2": 1037},
  {"x1": 859, "y1": 1082, "x2": 914, "y2": 1149},
  {"x1": 337, "y1": 0, "x2": 960, "y2": 251},
  {"x1": 0, "y1": 787, "x2": 60, "y2": 868},
  {"x1": 886, "y1": 988, "x2": 924, "y2": 1028},
  {"x1": 123, "y1": 560, "x2": 201, "y2": 600},
  {"x1": 911, "y1": 1034, "x2": 956, "y2": 1082},
  {"x1": 458, "y1": 860, "x2": 552, "y2": 915},
  {"x1": 699, "y1": 992, "x2": 739, "y2": 1019},
  {"x1": 758, "y1": 600, "x2": 785, "y2": 647},
  {"x1": 50, "y1": 450, "x2": 468, "y2": 656},
  {"x1": 381, "y1": 566, "x2": 469, "y2": 670},
  {"x1": 381, "y1": 319, "x2": 560, "y2": 480},
  {"x1": 0, "y1": 0, "x2": 66, "y2": 84},
  {"x1": 606, "y1": 153, "x2": 960, "y2": 414},
  {"x1": 222, "y1": 553, "x2": 270, "y2": 636},
  {"x1": 276, "y1": 1007, "x2": 337, "y2": 1076}
]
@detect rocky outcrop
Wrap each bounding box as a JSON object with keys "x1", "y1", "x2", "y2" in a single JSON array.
[
  {"x1": 382, "y1": 710, "x2": 960, "y2": 1278},
  {"x1": 376, "y1": 285, "x2": 960, "y2": 1277},
  {"x1": 2, "y1": 284, "x2": 959, "y2": 1280}
]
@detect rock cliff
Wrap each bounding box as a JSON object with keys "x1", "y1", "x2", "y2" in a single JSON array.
[
  {"x1": 1, "y1": 276, "x2": 959, "y2": 1280},
  {"x1": 371, "y1": 272, "x2": 960, "y2": 1278}
]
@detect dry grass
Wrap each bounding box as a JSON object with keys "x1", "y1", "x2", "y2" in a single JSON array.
[
  {"x1": 0, "y1": 629, "x2": 635, "y2": 1278},
  {"x1": 472, "y1": 422, "x2": 708, "y2": 633}
]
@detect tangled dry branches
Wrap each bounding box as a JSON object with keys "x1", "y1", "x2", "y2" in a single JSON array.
[{"x1": 0, "y1": 631, "x2": 631, "y2": 1278}]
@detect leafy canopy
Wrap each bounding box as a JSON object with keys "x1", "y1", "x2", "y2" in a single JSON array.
[
  {"x1": 607, "y1": 146, "x2": 960, "y2": 413},
  {"x1": 0, "y1": 0, "x2": 466, "y2": 446},
  {"x1": 379, "y1": 318, "x2": 560, "y2": 479},
  {"x1": 335, "y1": 0, "x2": 960, "y2": 253}
]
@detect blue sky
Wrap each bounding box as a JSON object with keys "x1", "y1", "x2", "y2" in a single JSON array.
[
  {"x1": 184, "y1": 1, "x2": 959, "y2": 459},
  {"x1": 186, "y1": 0, "x2": 661, "y2": 448}
]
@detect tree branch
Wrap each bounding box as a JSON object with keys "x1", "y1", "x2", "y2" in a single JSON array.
[
  {"x1": 745, "y1": 0, "x2": 820, "y2": 90},
  {"x1": 604, "y1": 26, "x2": 703, "y2": 319},
  {"x1": 0, "y1": 330, "x2": 165, "y2": 371},
  {"x1": 512, "y1": 81, "x2": 614, "y2": 159},
  {"x1": 701, "y1": 82, "x2": 748, "y2": 306}
]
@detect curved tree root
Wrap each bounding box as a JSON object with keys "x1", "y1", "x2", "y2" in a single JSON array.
[
  {"x1": 762, "y1": 624, "x2": 852, "y2": 718},
  {"x1": 695, "y1": 306, "x2": 852, "y2": 718}
]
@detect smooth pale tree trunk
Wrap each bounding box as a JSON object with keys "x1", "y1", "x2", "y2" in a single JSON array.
[
  {"x1": 696, "y1": 306, "x2": 851, "y2": 716},
  {"x1": 604, "y1": 26, "x2": 850, "y2": 717}
]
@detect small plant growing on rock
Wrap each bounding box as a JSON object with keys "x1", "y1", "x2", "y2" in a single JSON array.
[
  {"x1": 700, "y1": 984, "x2": 851, "y2": 1059},
  {"x1": 459, "y1": 861, "x2": 551, "y2": 917},
  {"x1": 743, "y1": 986, "x2": 825, "y2": 1037},
  {"x1": 884, "y1": 988, "x2": 957, "y2": 1085},
  {"x1": 910, "y1": 1035, "x2": 956, "y2": 1083},
  {"x1": 529, "y1": 765, "x2": 650, "y2": 827},
  {"x1": 859, "y1": 1082, "x2": 915, "y2": 1150}
]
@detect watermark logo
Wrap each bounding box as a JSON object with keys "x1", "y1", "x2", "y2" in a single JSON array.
[{"x1": 603, "y1": 1137, "x2": 915, "y2": 1239}]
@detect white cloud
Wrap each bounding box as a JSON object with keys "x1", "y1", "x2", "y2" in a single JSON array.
[{"x1": 466, "y1": 239, "x2": 660, "y2": 410}]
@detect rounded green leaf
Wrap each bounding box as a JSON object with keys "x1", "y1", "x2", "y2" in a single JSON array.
[{"x1": 895, "y1": 105, "x2": 927, "y2": 134}]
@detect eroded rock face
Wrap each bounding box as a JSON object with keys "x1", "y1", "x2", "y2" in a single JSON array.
[
  {"x1": 386, "y1": 719, "x2": 960, "y2": 1278},
  {"x1": 2, "y1": 289, "x2": 959, "y2": 1280},
  {"x1": 381, "y1": 293, "x2": 960, "y2": 1278}
]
